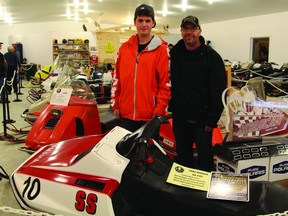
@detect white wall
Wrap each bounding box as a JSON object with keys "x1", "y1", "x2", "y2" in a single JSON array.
[
  {"x1": 200, "y1": 12, "x2": 288, "y2": 65},
  {"x1": 8, "y1": 32, "x2": 52, "y2": 66},
  {"x1": 162, "y1": 33, "x2": 181, "y2": 46},
  {"x1": 167, "y1": 11, "x2": 288, "y2": 66},
  {"x1": 1, "y1": 11, "x2": 288, "y2": 66},
  {"x1": 0, "y1": 21, "x2": 97, "y2": 66}
]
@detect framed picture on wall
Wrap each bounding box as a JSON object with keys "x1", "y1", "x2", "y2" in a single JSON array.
[{"x1": 252, "y1": 37, "x2": 269, "y2": 63}]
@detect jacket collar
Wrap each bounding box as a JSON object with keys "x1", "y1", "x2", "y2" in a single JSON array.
[{"x1": 129, "y1": 34, "x2": 165, "y2": 52}]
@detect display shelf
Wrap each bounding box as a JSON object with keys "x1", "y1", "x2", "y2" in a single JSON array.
[{"x1": 52, "y1": 43, "x2": 90, "y2": 66}]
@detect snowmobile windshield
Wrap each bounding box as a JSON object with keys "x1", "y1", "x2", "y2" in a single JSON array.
[{"x1": 52, "y1": 64, "x2": 96, "y2": 105}]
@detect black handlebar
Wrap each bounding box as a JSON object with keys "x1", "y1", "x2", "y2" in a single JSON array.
[{"x1": 116, "y1": 114, "x2": 173, "y2": 159}]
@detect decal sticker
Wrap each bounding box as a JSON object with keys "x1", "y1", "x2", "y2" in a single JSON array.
[
  {"x1": 217, "y1": 162, "x2": 235, "y2": 173},
  {"x1": 163, "y1": 138, "x2": 174, "y2": 148},
  {"x1": 75, "y1": 190, "x2": 98, "y2": 215},
  {"x1": 241, "y1": 165, "x2": 266, "y2": 179},
  {"x1": 22, "y1": 177, "x2": 41, "y2": 200},
  {"x1": 273, "y1": 161, "x2": 288, "y2": 174}
]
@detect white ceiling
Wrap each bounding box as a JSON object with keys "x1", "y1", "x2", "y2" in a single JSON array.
[{"x1": 1, "y1": 0, "x2": 288, "y2": 30}]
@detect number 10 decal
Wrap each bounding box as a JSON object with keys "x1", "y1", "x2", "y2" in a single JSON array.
[{"x1": 22, "y1": 177, "x2": 41, "y2": 200}]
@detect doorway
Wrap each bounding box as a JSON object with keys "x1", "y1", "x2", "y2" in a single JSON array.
[{"x1": 251, "y1": 37, "x2": 269, "y2": 63}]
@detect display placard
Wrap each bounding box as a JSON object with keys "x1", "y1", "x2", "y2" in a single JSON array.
[
  {"x1": 206, "y1": 172, "x2": 249, "y2": 202},
  {"x1": 50, "y1": 88, "x2": 72, "y2": 106}
]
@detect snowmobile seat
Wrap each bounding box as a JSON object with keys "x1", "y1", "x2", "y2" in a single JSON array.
[{"x1": 99, "y1": 106, "x2": 121, "y2": 133}]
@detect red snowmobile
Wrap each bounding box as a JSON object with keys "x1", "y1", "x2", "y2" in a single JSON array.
[{"x1": 21, "y1": 75, "x2": 119, "y2": 153}]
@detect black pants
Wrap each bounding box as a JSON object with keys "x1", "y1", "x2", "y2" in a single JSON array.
[
  {"x1": 7, "y1": 65, "x2": 18, "y2": 93},
  {"x1": 173, "y1": 121, "x2": 215, "y2": 172}
]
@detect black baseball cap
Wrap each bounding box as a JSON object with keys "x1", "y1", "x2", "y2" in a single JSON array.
[
  {"x1": 134, "y1": 4, "x2": 155, "y2": 21},
  {"x1": 181, "y1": 16, "x2": 201, "y2": 29}
]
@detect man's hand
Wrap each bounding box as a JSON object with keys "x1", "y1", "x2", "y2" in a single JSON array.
[{"x1": 114, "y1": 109, "x2": 120, "y2": 119}]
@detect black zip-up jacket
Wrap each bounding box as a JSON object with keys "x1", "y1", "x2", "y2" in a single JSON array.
[
  {"x1": 169, "y1": 36, "x2": 227, "y2": 128},
  {"x1": 4, "y1": 51, "x2": 21, "y2": 67},
  {"x1": 0, "y1": 53, "x2": 7, "y2": 79}
]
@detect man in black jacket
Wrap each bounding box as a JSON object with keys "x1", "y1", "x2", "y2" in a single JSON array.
[
  {"x1": 0, "y1": 42, "x2": 8, "y2": 103},
  {"x1": 169, "y1": 16, "x2": 227, "y2": 172},
  {"x1": 0, "y1": 42, "x2": 7, "y2": 80},
  {"x1": 4, "y1": 45, "x2": 21, "y2": 94}
]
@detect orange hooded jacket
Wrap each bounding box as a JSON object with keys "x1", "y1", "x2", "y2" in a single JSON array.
[{"x1": 111, "y1": 34, "x2": 171, "y2": 121}]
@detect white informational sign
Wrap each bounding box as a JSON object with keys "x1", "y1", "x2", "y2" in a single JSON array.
[
  {"x1": 50, "y1": 88, "x2": 73, "y2": 106},
  {"x1": 166, "y1": 162, "x2": 211, "y2": 191}
]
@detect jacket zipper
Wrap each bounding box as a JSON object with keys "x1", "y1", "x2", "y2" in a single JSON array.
[{"x1": 133, "y1": 53, "x2": 140, "y2": 120}]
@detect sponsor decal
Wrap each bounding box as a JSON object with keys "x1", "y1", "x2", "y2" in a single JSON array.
[
  {"x1": 217, "y1": 162, "x2": 235, "y2": 173},
  {"x1": 272, "y1": 160, "x2": 288, "y2": 174},
  {"x1": 163, "y1": 138, "x2": 174, "y2": 148},
  {"x1": 241, "y1": 165, "x2": 266, "y2": 179}
]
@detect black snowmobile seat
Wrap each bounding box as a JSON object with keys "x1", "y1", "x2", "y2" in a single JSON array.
[{"x1": 99, "y1": 106, "x2": 121, "y2": 133}]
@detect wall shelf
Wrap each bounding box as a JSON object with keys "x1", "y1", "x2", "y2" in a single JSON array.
[{"x1": 53, "y1": 43, "x2": 90, "y2": 66}]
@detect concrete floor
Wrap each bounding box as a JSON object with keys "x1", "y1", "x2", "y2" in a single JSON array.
[{"x1": 0, "y1": 81, "x2": 34, "y2": 215}]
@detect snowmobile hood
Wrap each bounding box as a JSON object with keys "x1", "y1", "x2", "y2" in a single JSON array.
[{"x1": 14, "y1": 127, "x2": 131, "y2": 188}]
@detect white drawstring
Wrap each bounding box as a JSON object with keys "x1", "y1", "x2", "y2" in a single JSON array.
[
  {"x1": 0, "y1": 78, "x2": 6, "y2": 95},
  {"x1": 7, "y1": 69, "x2": 19, "y2": 86}
]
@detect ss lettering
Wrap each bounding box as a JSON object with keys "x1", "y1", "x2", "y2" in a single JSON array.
[{"x1": 75, "y1": 190, "x2": 97, "y2": 215}]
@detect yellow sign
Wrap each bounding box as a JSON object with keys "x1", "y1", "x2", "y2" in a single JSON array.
[
  {"x1": 166, "y1": 162, "x2": 211, "y2": 191},
  {"x1": 105, "y1": 42, "x2": 114, "y2": 54}
]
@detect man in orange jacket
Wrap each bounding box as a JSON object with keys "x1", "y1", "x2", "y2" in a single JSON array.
[{"x1": 111, "y1": 4, "x2": 171, "y2": 140}]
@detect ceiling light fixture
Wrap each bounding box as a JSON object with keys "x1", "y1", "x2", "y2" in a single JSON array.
[
  {"x1": 66, "y1": 7, "x2": 71, "y2": 19},
  {"x1": 207, "y1": 0, "x2": 223, "y2": 5},
  {"x1": 66, "y1": 0, "x2": 92, "y2": 22},
  {"x1": 181, "y1": 0, "x2": 188, "y2": 11},
  {"x1": 74, "y1": 12, "x2": 79, "y2": 22},
  {"x1": 5, "y1": 14, "x2": 12, "y2": 25},
  {"x1": 74, "y1": 0, "x2": 80, "y2": 9},
  {"x1": 83, "y1": 1, "x2": 88, "y2": 14},
  {"x1": 0, "y1": 5, "x2": 13, "y2": 25},
  {"x1": 0, "y1": 6, "x2": 3, "y2": 18},
  {"x1": 174, "y1": 0, "x2": 195, "y2": 12},
  {"x1": 158, "y1": 1, "x2": 175, "y2": 17},
  {"x1": 162, "y1": 2, "x2": 168, "y2": 17}
]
